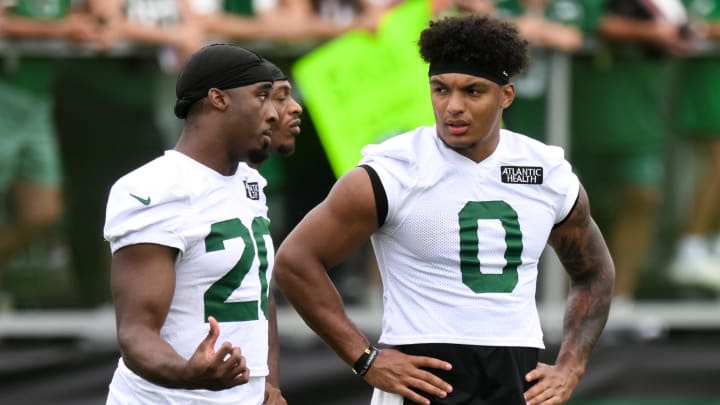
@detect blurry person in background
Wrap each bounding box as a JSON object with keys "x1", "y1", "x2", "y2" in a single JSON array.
[
  {"x1": 247, "y1": 59, "x2": 302, "y2": 405},
  {"x1": 202, "y1": 0, "x2": 391, "y2": 44},
  {"x1": 87, "y1": 0, "x2": 211, "y2": 147},
  {"x1": 88, "y1": 0, "x2": 205, "y2": 70},
  {"x1": 243, "y1": 60, "x2": 302, "y2": 404},
  {"x1": 494, "y1": 0, "x2": 584, "y2": 142},
  {"x1": 53, "y1": 0, "x2": 205, "y2": 307},
  {"x1": 274, "y1": 15, "x2": 614, "y2": 405},
  {"x1": 431, "y1": 0, "x2": 495, "y2": 16},
  {"x1": 247, "y1": 59, "x2": 303, "y2": 240},
  {"x1": 668, "y1": 0, "x2": 720, "y2": 290},
  {"x1": 0, "y1": 1, "x2": 97, "y2": 265},
  {"x1": 570, "y1": 0, "x2": 693, "y2": 306},
  {"x1": 506, "y1": 0, "x2": 583, "y2": 53},
  {"x1": 249, "y1": 60, "x2": 303, "y2": 168},
  {"x1": 0, "y1": 0, "x2": 98, "y2": 311},
  {"x1": 443, "y1": 0, "x2": 582, "y2": 52},
  {"x1": 103, "y1": 44, "x2": 283, "y2": 404}
]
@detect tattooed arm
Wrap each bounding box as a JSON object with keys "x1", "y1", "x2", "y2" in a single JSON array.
[{"x1": 524, "y1": 184, "x2": 615, "y2": 405}]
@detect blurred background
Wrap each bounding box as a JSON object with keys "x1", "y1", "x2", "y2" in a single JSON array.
[{"x1": 1, "y1": 0, "x2": 720, "y2": 403}]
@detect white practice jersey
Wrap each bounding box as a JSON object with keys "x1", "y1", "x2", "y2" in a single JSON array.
[
  {"x1": 104, "y1": 150, "x2": 273, "y2": 404},
  {"x1": 360, "y1": 127, "x2": 579, "y2": 349}
]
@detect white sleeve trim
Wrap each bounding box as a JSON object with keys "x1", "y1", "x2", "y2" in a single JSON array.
[
  {"x1": 556, "y1": 173, "x2": 580, "y2": 224},
  {"x1": 109, "y1": 230, "x2": 185, "y2": 254}
]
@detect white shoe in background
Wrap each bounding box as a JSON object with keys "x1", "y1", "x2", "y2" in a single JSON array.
[{"x1": 668, "y1": 235, "x2": 720, "y2": 291}]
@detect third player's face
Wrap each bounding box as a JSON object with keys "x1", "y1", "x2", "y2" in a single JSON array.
[
  {"x1": 226, "y1": 82, "x2": 278, "y2": 162},
  {"x1": 430, "y1": 73, "x2": 514, "y2": 162},
  {"x1": 270, "y1": 80, "x2": 303, "y2": 157}
]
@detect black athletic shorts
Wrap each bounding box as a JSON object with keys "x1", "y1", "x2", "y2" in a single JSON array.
[{"x1": 396, "y1": 343, "x2": 539, "y2": 405}]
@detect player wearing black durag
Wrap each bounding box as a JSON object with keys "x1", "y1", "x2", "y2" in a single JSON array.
[{"x1": 104, "y1": 44, "x2": 286, "y2": 404}]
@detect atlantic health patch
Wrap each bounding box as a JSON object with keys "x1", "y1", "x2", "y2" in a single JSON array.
[{"x1": 500, "y1": 166, "x2": 543, "y2": 184}]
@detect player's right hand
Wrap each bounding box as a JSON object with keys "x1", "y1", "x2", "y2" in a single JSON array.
[
  {"x1": 364, "y1": 348, "x2": 453, "y2": 405},
  {"x1": 183, "y1": 316, "x2": 250, "y2": 390}
]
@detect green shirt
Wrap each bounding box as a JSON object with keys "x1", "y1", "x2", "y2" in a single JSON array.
[
  {"x1": 224, "y1": 0, "x2": 255, "y2": 16},
  {"x1": 11, "y1": 0, "x2": 71, "y2": 19},
  {"x1": 672, "y1": 0, "x2": 720, "y2": 136},
  {"x1": 570, "y1": 0, "x2": 671, "y2": 154},
  {"x1": 495, "y1": 0, "x2": 585, "y2": 141},
  {"x1": 1, "y1": 0, "x2": 72, "y2": 94}
]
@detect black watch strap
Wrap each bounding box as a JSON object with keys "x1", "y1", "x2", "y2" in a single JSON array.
[{"x1": 352, "y1": 346, "x2": 379, "y2": 376}]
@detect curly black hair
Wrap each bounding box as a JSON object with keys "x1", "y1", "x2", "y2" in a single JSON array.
[{"x1": 418, "y1": 14, "x2": 530, "y2": 79}]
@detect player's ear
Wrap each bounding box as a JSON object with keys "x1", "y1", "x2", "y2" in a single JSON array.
[
  {"x1": 501, "y1": 83, "x2": 515, "y2": 109},
  {"x1": 207, "y1": 88, "x2": 229, "y2": 112}
]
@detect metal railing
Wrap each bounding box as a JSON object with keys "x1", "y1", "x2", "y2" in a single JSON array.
[{"x1": 2, "y1": 38, "x2": 720, "y2": 344}]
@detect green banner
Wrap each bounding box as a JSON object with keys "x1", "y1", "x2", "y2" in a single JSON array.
[{"x1": 293, "y1": 0, "x2": 434, "y2": 177}]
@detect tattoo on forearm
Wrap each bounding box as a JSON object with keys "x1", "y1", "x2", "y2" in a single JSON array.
[{"x1": 551, "y1": 191, "x2": 615, "y2": 366}]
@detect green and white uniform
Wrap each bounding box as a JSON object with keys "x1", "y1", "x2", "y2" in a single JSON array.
[
  {"x1": 104, "y1": 150, "x2": 273, "y2": 404},
  {"x1": 359, "y1": 127, "x2": 579, "y2": 348}
]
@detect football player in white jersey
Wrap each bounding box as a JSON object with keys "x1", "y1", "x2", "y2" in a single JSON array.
[
  {"x1": 249, "y1": 60, "x2": 303, "y2": 168},
  {"x1": 274, "y1": 15, "x2": 614, "y2": 405},
  {"x1": 103, "y1": 44, "x2": 284, "y2": 404},
  {"x1": 249, "y1": 58, "x2": 302, "y2": 405}
]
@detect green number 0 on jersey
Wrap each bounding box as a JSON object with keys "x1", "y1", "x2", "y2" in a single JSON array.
[
  {"x1": 459, "y1": 201, "x2": 522, "y2": 293},
  {"x1": 203, "y1": 217, "x2": 271, "y2": 322}
]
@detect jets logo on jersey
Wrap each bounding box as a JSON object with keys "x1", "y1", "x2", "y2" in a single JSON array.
[
  {"x1": 501, "y1": 166, "x2": 543, "y2": 184},
  {"x1": 244, "y1": 181, "x2": 260, "y2": 200}
]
